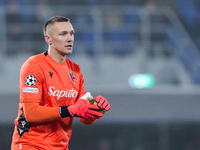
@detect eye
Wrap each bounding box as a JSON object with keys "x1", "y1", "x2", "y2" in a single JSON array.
[
  {"x1": 60, "y1": 32, "x2": 67, "y2": 36},
  {"x1": 70, "y1": 31, "x2": 74, "y2": 36}
]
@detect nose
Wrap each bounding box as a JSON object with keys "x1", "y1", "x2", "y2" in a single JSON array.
[{"x1": 66, "y1": 34, "x2": 74, "y2": 42}]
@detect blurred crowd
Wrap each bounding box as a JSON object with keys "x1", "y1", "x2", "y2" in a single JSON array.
[
  {"x1": 173, "y1": 0, "x2": 200, "y2": 49},
  {"x1": 1, "y1": 0, "x2": 200, "y2": 56}
]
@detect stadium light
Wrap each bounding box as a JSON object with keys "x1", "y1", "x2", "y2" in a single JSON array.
[{"x1": 129, "y1": 74, "x2": 155, "y2": 88}]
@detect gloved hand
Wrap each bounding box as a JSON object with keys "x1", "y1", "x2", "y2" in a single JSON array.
[
  {"x1": 59, "y1": 93, "x2": 103, "y2": 120},
  {"x1": 93, "y1": 95, "x2": 111, "y2": 111}
]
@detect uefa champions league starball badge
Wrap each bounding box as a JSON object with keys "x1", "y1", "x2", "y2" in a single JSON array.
[{"x1": 25, "y1": 75, "x2": 37, "y2": 86}]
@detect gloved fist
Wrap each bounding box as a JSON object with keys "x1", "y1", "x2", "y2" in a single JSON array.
[
  {"x1": 93, "y1": 95, "x2": 111, "y2": 111},
  {"x1": 68, "y1": 98, "x2": 103, "y2": 120},
  {"x1": 59, "y1": 93, "x2": 103, "y2": 120}
]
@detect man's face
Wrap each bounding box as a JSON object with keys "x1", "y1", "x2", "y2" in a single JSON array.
[{"x1": 46, "y1": 21, "x2": 74, "y2": 56}]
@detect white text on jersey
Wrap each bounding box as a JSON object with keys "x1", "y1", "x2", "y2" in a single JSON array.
[{"x1": 48, "y1": 86, "x2": 78, "y2": 100}]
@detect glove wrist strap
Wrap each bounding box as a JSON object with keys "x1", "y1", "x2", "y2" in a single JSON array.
[{"x1": 59, "y1": 106, "x2": 72, "y2": 118}]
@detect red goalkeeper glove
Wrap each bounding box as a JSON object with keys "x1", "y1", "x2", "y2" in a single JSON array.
[
  {"x1": 93, "y1": 95, "x2": 111, "y2": 111},
  {"x1": 59, "y1": 95, "x2": 103, "y2": 120}
]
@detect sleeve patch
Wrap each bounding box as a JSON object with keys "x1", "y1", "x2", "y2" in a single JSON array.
[
  {"x1": 23, "y1": 87, "x2": 38, "y2": 93},
  {"x1": 25, "y1": 75, "x2": 37, "y2": 86}
]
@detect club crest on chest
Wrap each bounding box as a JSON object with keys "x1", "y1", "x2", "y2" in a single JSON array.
[{"x1": 69, "y1": 71, "x2": 75, "y2": 83}]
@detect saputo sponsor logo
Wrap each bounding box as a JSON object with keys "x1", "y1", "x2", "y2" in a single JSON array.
[{"x1": 48, "y1": 86, "x2": 78, "y2": 100}]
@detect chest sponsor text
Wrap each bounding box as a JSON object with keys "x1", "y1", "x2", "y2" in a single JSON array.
[{"x1": 48, "y1": 86, "x2": 78, "y2": 100}]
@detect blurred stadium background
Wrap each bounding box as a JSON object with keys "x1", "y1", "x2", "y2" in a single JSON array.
[{"x1": 1, "y1": 0, "x2": 200, "y2": 149}]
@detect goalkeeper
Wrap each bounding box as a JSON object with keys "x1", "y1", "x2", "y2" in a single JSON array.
[{"x1": 11, "y1": 15, "x2": 110, "y2": 150}]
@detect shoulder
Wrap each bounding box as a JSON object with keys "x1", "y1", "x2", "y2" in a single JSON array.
[
  {"x1": 25, "y1": 53, "x2": 44, "y2": 64},
  {"x1": 22, "y1": 53, "x2": 45, "y2": 68},
  {"x1": 20, "y1": 53, "x2": 45, "y2": 73}
]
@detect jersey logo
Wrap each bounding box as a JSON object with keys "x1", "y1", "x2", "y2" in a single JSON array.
[
  {"x1": 25, "y1": 75, "x2": 37, "y2": 86},
  {"x1": 49, "y1": 71, "x2": 53, "y2": 78},
  {"x1": 23, "y1": 87, "x2": 38, "y2": 93},
  {"x1": 48, "y1": 86, "x2": 78, "y2": 100},
  {"x1": 69, "y1": 71, "x2": 75, "y2": 83}
]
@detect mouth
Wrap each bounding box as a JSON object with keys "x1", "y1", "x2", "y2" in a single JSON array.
[
  {"x1": 65, "y1": 45, "x2": 73, "y2": 49},
  {"x1": 65, "y1": 45, "x2": 72, "y2": 47}
]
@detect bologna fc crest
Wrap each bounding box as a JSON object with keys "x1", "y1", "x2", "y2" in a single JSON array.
[
  {"x1": 25, "y1": 75, "x2": 37, "y2": 86},
  {"x1": 69, "y1": 71, "x2": 75, "y2": 83}
]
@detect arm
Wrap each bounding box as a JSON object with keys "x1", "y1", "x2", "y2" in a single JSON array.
[
  {"x1": 23, "y1": 93, "x2": 104, "y2": 123},
  {"x1": 23, "y1": 102, "x2": 60, "y2": 123}
]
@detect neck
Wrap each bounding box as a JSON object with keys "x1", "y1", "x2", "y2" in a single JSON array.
[{"x1": 48, "y1": 48, "x2": 65, "y2": 64}]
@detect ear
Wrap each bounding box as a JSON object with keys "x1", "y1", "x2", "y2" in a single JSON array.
[{"x1": 45, "y1": 35, "x2": 52, "y2": 45}]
